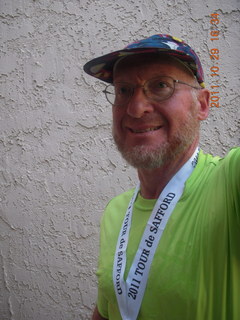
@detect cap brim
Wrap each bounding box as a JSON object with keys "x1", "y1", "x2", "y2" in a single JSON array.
[{"x1": 83, "y1": 47, "x2": 196, "y2": 84}]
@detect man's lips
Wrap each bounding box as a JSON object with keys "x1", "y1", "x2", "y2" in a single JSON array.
[{"x1": 127, "y1": 125, "x2": 163, "y2": 134}]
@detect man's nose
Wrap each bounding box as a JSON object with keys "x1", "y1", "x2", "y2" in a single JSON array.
[{"x1": 126, "y1": 88, "x2": 154, "y2": 118}]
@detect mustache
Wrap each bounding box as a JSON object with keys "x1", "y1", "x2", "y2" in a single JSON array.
[{"x1": 123, "y1": 114, "x2": 166, "y2": 126}]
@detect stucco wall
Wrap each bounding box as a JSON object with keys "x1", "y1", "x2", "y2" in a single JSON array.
[{"x1": 0, "y1": 0, "x2": 239, "y2": 319}]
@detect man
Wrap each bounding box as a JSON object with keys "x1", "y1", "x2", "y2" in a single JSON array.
[{"x1": 83, "y1": 34, "x2": 240, "y2": 320}]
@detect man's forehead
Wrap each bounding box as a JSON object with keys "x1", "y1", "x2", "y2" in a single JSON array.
[{"x1": 113, "y1": 53, "x2": 195, "y2": 79}]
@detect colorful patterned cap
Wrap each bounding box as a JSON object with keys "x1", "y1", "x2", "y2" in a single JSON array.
[{"x1": 83, "y1": 34, "x2": 205, "y2": 88}]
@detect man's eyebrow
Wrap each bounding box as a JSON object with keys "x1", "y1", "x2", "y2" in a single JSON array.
[{"x1": 113, "y1": 73, "x2": 171, "y2": 82}]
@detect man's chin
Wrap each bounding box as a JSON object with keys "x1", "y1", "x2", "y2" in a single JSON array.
[
  {"x1": 117, "y1": 144, "x2": 172, "y2": 169},
  {"x1": 114, "y1": 134, "x2": 197, "y2": 169}
]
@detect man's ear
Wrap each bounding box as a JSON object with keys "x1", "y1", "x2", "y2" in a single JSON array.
[{"x1": 197, "y1": 89, "x2": 210, "y2": 120}]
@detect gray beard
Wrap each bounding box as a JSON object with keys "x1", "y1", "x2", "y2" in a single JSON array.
[
  {"x1": 113, "y1": 110, "x2": 199, "y2": 170},
  {"x1": 116, "y1": 141, "x2": 185, "y2": 169}
]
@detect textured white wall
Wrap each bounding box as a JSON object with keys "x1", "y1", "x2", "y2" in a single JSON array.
[{"x1": 0, "y1": 0, "x2": 239, "y2": 319}]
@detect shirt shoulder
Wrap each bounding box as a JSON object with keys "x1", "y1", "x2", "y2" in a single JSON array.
[
  {"x1": 103, "y1": 188, "x2": 135, "y2": 215},
  {"x1": 203, "y1": 147, "x2": 240, "y2": 188},
  {"x1": 188, "y1": 147, "x2": 240, "y2": 184},
  {"x1": 100, "y1": 188, "x2": 135, "y2": 232},
  {"x1": 219, "y1": 147, "x2": 240, "y2": 173},
  {"x1": 184, "y1": 147, "x2": 240, "y2": 221}
]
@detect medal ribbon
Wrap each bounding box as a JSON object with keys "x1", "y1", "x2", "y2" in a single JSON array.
[{"x1": 113, "y1": 148, "x2": 200, "y2": 320}]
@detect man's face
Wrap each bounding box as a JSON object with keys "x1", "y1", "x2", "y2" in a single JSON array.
[{"x1": 112, "y1": 55, "x2": 207, "y2": 169}]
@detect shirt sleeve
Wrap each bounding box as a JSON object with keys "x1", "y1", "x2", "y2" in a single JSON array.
[
  {"x1": 97, "y1": 289, "x2": 109, "y2": 319},
  {"x1": 95, "y1": 208, "x2": 110, "y2": 319},
  {"x1": 227, "y1": 147, "x2": 240, "y2": 222}
]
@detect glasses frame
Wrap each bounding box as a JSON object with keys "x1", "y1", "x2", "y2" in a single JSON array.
[{"x1": 102, "y1": 75, "x2": 201, "y2": 107}]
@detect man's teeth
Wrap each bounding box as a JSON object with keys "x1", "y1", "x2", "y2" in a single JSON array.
[{"x1": 132, "y1": 127, "x2": 160, "y2": 133}]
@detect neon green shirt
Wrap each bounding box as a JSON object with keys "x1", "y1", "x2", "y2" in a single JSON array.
[{"x1": 97, "y1": 148, "x2": 240, "y2": 320}]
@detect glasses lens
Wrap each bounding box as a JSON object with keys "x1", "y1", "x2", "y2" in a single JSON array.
[
  {"x1": 114, "y1": 83, "x2": 133, "y2": 106},
  {"x1": 104, "y1": 83, "x2": 133, "y2": 106},
  {"x1": 147, "y1": 76, "x2": 174, "y2": 101}
]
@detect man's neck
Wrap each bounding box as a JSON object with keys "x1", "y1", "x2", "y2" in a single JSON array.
[{"x1": 137, "y1": 141, "x2": 199, "y2": 199}]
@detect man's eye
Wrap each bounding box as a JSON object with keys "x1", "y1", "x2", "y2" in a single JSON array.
[
  {"x1": 116, "y1": 86, "x2": 130, "y2": 95},
  {"x1": 155, "y1": 82, "x2": 168, "y2": 89}
]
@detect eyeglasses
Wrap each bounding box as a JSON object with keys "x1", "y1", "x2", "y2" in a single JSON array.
[{"x1": 102, "y1": 76, "x2": 200, "y2": 107}]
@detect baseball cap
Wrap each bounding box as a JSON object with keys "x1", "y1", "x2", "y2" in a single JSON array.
[{"x1": 83, "y1": 34, "x2": 205, "y2": 88}]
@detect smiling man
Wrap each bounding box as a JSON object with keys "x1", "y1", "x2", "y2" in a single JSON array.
[{"x1": 83, "y1": 34, "x2": 240, "y2": 320}]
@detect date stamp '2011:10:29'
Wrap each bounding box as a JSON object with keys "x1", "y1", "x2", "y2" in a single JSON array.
[{"x1": 209, "y1": 13, "x2": 220, "y2": 107}]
